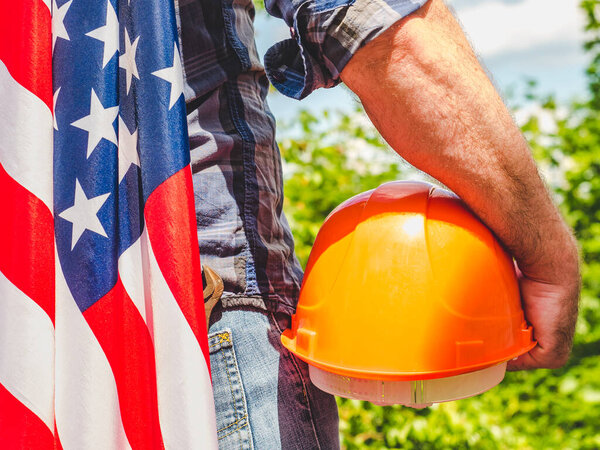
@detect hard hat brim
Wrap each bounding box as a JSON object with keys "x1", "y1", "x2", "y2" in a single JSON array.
[{"x1": 282, "y1": 328, "x2": 536, "y2": 381}]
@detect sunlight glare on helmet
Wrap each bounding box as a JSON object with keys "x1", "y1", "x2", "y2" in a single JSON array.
[{"x1": 401, "y1": 215, "x2": 423, "y2": 238}]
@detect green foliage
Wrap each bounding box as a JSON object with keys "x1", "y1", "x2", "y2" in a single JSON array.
[
  {"x1": 253, "y1": 0, "x2": 264, "y2": 12},
  {"x1": 277, "y1": 1, "x2": 600, "y2": 447}
]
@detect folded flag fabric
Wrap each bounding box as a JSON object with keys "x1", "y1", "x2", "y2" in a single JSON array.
[{"x1": 0, "y1": 0, "x2": 218, "y2": 447}]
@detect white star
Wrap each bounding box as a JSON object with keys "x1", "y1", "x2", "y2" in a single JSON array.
[
  {"x1": 53, "y1": 87, "x2": 61, "y2": 130},
  {"x1": 71, "y1": 89, "x2": 119, "y2": 158},
  {"x1": 118, "y1": 116, "x2": 140, "y2": 182},
  {"x1": 119, "y1": 29, "x2": 140, "y2": 95},
  {"x1": 59, "y1": 179, "x2": 111, "y2": 250},
  {"x1": 52, "y1": 0, "x2": 72, "y2": 52},
  {"x1": 151, "y1": 43, "x2": 184, "y2": 110},
  {"x1": 86, "y1": 1, "x2": 119, "y2": 68}
]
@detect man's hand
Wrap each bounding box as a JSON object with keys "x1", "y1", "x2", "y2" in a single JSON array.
[
  {"x1": 508, "y1": 268, "x2": 580, "y2": 370},
  {"x1": 340, "y1": 0, "x2": 580, "y2": 369}
]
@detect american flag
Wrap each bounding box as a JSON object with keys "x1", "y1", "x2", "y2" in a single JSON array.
[{"x1": 0, "y1": 0, "x2": 218, "y2": 447}]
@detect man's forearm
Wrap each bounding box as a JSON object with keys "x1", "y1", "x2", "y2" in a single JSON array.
[{"x1": 341, "y1": 0, "x2": 579, "y2": 368}]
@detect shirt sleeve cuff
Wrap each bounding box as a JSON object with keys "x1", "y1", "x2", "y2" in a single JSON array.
[{"x1": 264, "y1": 0, "x2": 429, "y2": 100}]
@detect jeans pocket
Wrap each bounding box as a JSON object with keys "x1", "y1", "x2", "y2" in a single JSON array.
[{"x1": 208, "y1": 329, "x2": 253, "y2": 449}]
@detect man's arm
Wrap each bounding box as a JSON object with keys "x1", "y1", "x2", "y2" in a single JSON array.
[{"x1": 340, "y1": 0, "x2": 580, "y2": 370}]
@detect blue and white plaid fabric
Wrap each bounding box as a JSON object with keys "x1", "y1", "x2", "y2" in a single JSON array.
[{"x1": 177, "y1": 0, "x2": 427, "y2": 314}]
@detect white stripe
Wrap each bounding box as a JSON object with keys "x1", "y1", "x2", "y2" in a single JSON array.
[
  {"x1": 0, "y1": 269, "x2": 54, "y2": 432},
  {"x1": 143, "y1": 228, "x2": 218, "y2": 449},
  {"x1": 0, "y1": 61, "x2": 53, "y2": 210},
  {"x1": 54, "y1": 257, "x2": 131, "y2": 450},
  {"x1": 119, "y1": 235, "x2": 149, "y2": 327}
]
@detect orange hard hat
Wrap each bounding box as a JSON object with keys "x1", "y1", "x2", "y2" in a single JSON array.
[{"x1": 282, "y1": 181, "x2": 536, "y2": 407}]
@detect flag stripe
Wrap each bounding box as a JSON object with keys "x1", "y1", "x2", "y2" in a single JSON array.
[
  {"x1": 0, "y1": 383, "x2": 54, "y2": 449},
  {"x1": 54, "y1": 422, "x2": 64, "y2": 450},
  {"x1": 0, "y1": 61, "x2": 54, "y2": 210},
  {"x1": 55, "y1": 263, "x2": 131, "y2": 450},
  {"x1": 0, "y1": 163, "x2": 55, "y2": 322},
  {"x1": 83, "y1": 278, "x2": 165, "y2": 450},
  {"x1": 0, "y1": 269, "x2": 54, "y2": 433},
  {"x1": 119, "y1": 234, "x2": 150, "y2": 328},
  {"x1": 0, "y1": 0, "x2": 52, "y2": 110},
  {"x1": 140, "y1": 227, "x2": 218, "y2": 449},
  {"x1": 1, "y1": 0, "x2": 55, "y2": 445},
  {"x1": 145, "y1": 167, "x2": 210, "y2": 366}
]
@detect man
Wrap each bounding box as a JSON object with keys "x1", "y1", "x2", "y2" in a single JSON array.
[{"x1": 178, "y1": 0, "x2": 580, "y2": 447}]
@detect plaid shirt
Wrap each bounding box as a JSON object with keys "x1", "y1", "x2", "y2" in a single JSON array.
[{"x1": 177, "y1": 0, "x2": 427, "y2": 314}]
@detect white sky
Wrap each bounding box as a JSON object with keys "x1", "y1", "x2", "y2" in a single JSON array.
[{"x1": 448, "y1": 0, "x2": 584, "y2": 58}]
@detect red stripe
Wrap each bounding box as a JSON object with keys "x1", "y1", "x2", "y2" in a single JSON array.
[
  {"x1": 145, "y1": 167, "x2": 210, "y2": 367},
  {"x1": 83, "y1": 278, "x2": 164, "y2": 450},
  {"x1": 54, "y1": 422, "x2": 63, "y2": 450},
  {"x1": 0, "y1": 0, "x2": 52, "y2": 110},
  {"x1": 0, "y1": 163, "x2": 55, "y2": 322},
  {"x1": 0, "y1": 382, "x2": 54, "y2": 449}
]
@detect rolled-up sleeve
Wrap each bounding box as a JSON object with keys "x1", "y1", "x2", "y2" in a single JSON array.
[{"x1": 263, "y1": 0, "x2": 429, "y2": 99}]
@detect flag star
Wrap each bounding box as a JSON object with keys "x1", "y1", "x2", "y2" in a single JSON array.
[
  {"x1": 53, "y1": 87, "x2": 61, "y2": 130},
  {"x1": 119, "y1": 29, "x2": 141, "y2": 95},
  {"x1": 151, "y1": 43, "x2": 184, "y2": 110},
  {"x1": 52, "y1": 0, "x2": 72, "y2": 52},
  {"x1": 86, "y1": 1, "x2": 119, "y2": 68},
  {"x1": 71, "y1": 89, "x2": 119, "y2": 158},
  {"x1": 118, "y1": 116, "x2": 140, "y2": 182},
  {"x1": 59, "y1": 179, "x2": 111, "y2": 250}
]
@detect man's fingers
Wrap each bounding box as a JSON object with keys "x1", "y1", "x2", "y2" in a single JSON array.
[
  {"x1": 506, "y1": 344, "x2": 570, "y2": 371},
  {"x1": 506, "y1": 353, "x2": 536, "y2": 371}
]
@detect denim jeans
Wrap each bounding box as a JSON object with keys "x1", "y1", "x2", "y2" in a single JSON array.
[{"x1": 208, "y1": 304, "x2": 340, "y2": 449}]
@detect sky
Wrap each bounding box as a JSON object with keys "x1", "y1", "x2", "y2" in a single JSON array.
[{"x1": 254, "y1": 0, "x2": 588, "y2": 122}]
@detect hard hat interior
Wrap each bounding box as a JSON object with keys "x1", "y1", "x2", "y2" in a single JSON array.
[{"x1": 309, "y1": 362, "x2": 508, "y2": 408}]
